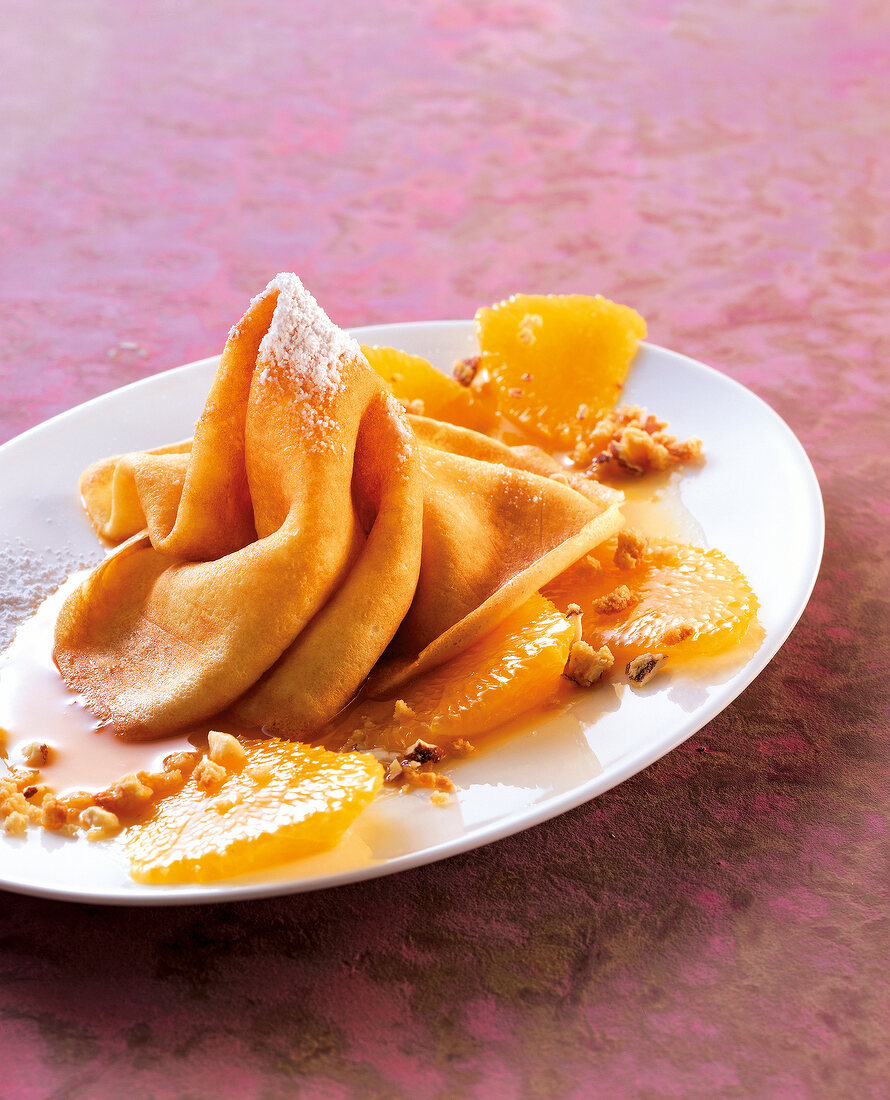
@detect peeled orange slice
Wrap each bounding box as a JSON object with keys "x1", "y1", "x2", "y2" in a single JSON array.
[
  {"x1": 475, "y1": 293, "x2": 646, "y2": 447},
  {"x1": 342, "y1": 593, "x2": 576, "y2": 754},
  {"x1": 127, "y1": 740, "x2": 382, "y2": 884},
  {"x1": 545, "y1": 540, "x2": 758, "y2": 664},
  {"x1": 362, "y1": 344, "x2": 497, "y2": 434}
]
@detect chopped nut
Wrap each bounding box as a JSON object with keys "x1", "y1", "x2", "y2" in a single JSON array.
[
  {"x1": 3, "y1": 811, "x2": 28, "y2": 836},
  {"x1": 450, "y1": 738, "x2": 476, "y2": 758},
  {"x1": 385, "y1": 758, "x2": 404, "y2": 782},
  {"x1": 662, "y1": 622, "x2": 695, "y2": 646},
  {"x1": 62, "y1": 790, "x2": 94, "y2": 812},
  {"x1": 572, "y1": 405, "x2": 704, "y2": 479},
  {"x1": 0, "y1": 792, "x2": 29, "y2": 818},
  {"x1": 563, "y1": 641, "x2": 614, "y2": 687},
  {"x1": 402, "y1": 769, "x2": 454, "y2": 791},
  {"x1": 41, "y1": 798, "x2": 67, "y2": 831},
  {"x1": 508, "y1": 387, "x2": 524, "y2": 399},
  {"x1": 565, "y1": 603, "x2": 583, "y2": 644},
  {"x1": 95, "y1": 772, "x2": 153, "y2": 818},
  {"x1": 626, "y1": 653, "x2": 667, "y2": 686},
  {"x1": 22, "y1": 785, "x2": 38, "y2": 800},
  {"x1": 583, "y1": 553, "x2": 604, "y2": 573},
  {"x1": 194, "y1": 758, "x2": 227, "y2": 792},
  {"x1": 453, "y1": 355, "x2": 481, "y2": 386},
  {"x1": 576, "y1": 403, "x2": 589, "y2": 421},
  {"x1": 163, "y1": 751, "x2": 200, "y2": 775},
  {"x1": 136, "y1": 768, "x2": 179, "y2": 798},
  {"x1": 402, "y1": 739, "x2": 443, "y2": 766},
  {"x1": 393, "y1": 699, "x2": 419, "y2": 725},
  {"x1": 20, "y1": 742, "x2": 50, "y2": 768},
  {"x1": 79, "y1": 805, "x2": 121, "y2": 841},
  {"x1": 591, "y1": 585, "x2": 637, "y2": 614},
  {"x1": 208, "y1": 730, "x2": 247, "y2": 772},
  {"x1": 520, "y1": 372, "x2": 533, "y2": 382},
  {"x1": 614, "y1": 529, "x2": 649, "y2": 571},
  {"x1": 430, "y1": 790, "x2": 451, "y2": 807}
]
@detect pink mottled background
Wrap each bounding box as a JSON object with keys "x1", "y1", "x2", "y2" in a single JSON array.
[{"x1": 2, "y1": 1, "x2": 889, "y2": 1097}]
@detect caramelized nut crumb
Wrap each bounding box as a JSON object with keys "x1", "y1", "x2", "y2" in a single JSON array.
[
  {"x1": 402, "y1": 739, "x2": 443, "y2": 766},
  {"x1": 392, "y1": 699, "x2": 420, "y2": 725},
  {"x1": 453, "y1": 355, "x2": 481, "y2": 386},
  {"x1": 626, "y1": 653, "x2": 667, "y2": 685},
  {"x1": 208, "y1": 730, "x2": 248, "y2": 772},
  {"x1": 591, "y1": 585, "x2": 637, "y2": 614},
  {"x1": 614, "y1": 529, "x2": 649, "y2": 571},
  {"x1": 164, "y1": 751, "x2": 201, "y2": 775},
  {"x1": 21, "y1": 742, "x2": 50, "y2": 768},
  {"x1": 79, "y1": 806, "x2": 121, "y2": 841},
  {"x1": 3, "y1": 811, "x2": 28, "y2": 836},
  {"x1": 563, "y1": 641, "x2": 614, "y2": 687},
  {"x1": 41, "y1": 798, "x2": 67, "y2": 831},
  {"x1": 194, "y1": 758, "x2": 227, "y2": 792},
  {"x1": 430, "y1": 790, "x2": 451, "y2": 807},
  {"x1": 95, "y1": 772, "x2": 153, "y2": 817},
  {"x1": 565, "y1": 603, "x2": 583, "y2": 644}
]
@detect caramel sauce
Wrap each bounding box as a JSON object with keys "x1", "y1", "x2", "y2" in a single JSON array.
[
  {"x1": 0, "y1": 467, "x2": 745, "y2": 814},
  {"x1": 0, "y1": 573, "x2": 193, "y2": 796}
]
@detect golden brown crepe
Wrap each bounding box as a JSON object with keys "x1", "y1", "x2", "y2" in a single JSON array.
[{"x1": 56, "y1": 274, "x2": 623, "y2": 740}]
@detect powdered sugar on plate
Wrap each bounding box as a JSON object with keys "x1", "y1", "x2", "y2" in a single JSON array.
[{"x1": 0, "y1": 539, "x2": 100, "y2": 651}]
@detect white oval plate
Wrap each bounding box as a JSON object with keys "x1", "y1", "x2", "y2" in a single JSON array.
[{"x1": 0, "y1": 322, "x2": 823, "y2": 905}]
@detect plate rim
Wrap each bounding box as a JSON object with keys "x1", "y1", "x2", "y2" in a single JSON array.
[{"x1": 0, "y1": 322, "x2": 824, "y2": 906}]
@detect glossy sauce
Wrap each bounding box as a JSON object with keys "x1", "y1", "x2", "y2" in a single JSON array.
[
  {"x1": 0, "y1": 572, "x2": 193, "y2": 795},
  {"x1": 0, "y1": 472, "x2": 756, "y2": 882}
]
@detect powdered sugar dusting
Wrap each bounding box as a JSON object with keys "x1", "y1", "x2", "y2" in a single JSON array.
[
  {"x1": 256, "y1": 273, "x2": 359, "y2": 397},
  {"x1": 0, "y1": 540, "x2": 100, "y2": 651}
]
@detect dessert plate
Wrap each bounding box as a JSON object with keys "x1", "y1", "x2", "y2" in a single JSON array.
[{"x1": 0, "y1": 322, "x2": 823, "y2": 905}]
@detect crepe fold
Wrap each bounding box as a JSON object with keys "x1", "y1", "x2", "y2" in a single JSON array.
[{"x1": 56, "y1": 274, "x2": 623, "y2": 741}]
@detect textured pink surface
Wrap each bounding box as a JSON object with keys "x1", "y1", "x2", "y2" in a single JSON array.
[{"x1": 1, "y1": 1, "x2": 889, "y2": 1097}]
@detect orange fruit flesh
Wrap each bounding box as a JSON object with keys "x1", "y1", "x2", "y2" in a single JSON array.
[
  {"x1": 475, "y1": 292, "x2": 646, "y2": 448},
  {"x1": 544, "y1": 539, "x2": 758, "y2": 665},
  {"x1": 331, "y1": 593, "x2": 576, "y2": 755},
  {"x1": 362, "y1": 344, "x2": 498, "y2": 434},
  {"x1": 127, "y1": 740, "x2": 382, "y2": 884}
]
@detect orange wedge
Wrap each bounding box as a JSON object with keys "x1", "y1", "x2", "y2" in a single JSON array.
[
  {"x1": 362, "y1": 344, "x2": 497, "y2": 434},
  {"x1": 545, "y1": 539, "x2": 758, "y2": 664},
  {"x1": 475, "y1": 293, "x2": 646, "y2": 447},
  {"x1": 344, "y1": 593, "x2": 576, "y2": 754},
  {"x1": 127, "y1": 740, "x2": 382, "y2": 884}
]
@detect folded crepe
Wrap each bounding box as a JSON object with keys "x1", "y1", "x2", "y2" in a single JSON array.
[{"x1": 56, "y1": 274, "x2": 623, "y2": 741}]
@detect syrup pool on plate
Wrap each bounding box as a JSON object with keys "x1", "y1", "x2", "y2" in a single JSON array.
[{"x1": 0, "y1": 573, "x2": 193, "y2": 796}]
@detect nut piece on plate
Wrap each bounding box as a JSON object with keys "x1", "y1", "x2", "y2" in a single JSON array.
[
  {"x1": 625, "y1": 652, "x2": 667, "y2": 686},
  {"x1": 208, "y1": 730, "x2": 248, "y2": 771},
  {"x1": 564, "y1": 640, "x2": 615, "y2": 687}
]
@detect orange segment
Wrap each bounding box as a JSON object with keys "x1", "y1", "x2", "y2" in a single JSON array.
[
  {"x1": 475, "y1": 293, "x2": 646, "y2": 447},
  {"x1": 362, "y1": 344, "x2": 497, "y2": 433},
  {"x1": 340, "y1": 593, "x2": 575, "y2": 754},
  {"x1": 127, "y1": 740, "x2": 382, "y2": 884},
  {"x1": 544, "y1": 539, "x2": 758, "y2": 664}
]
